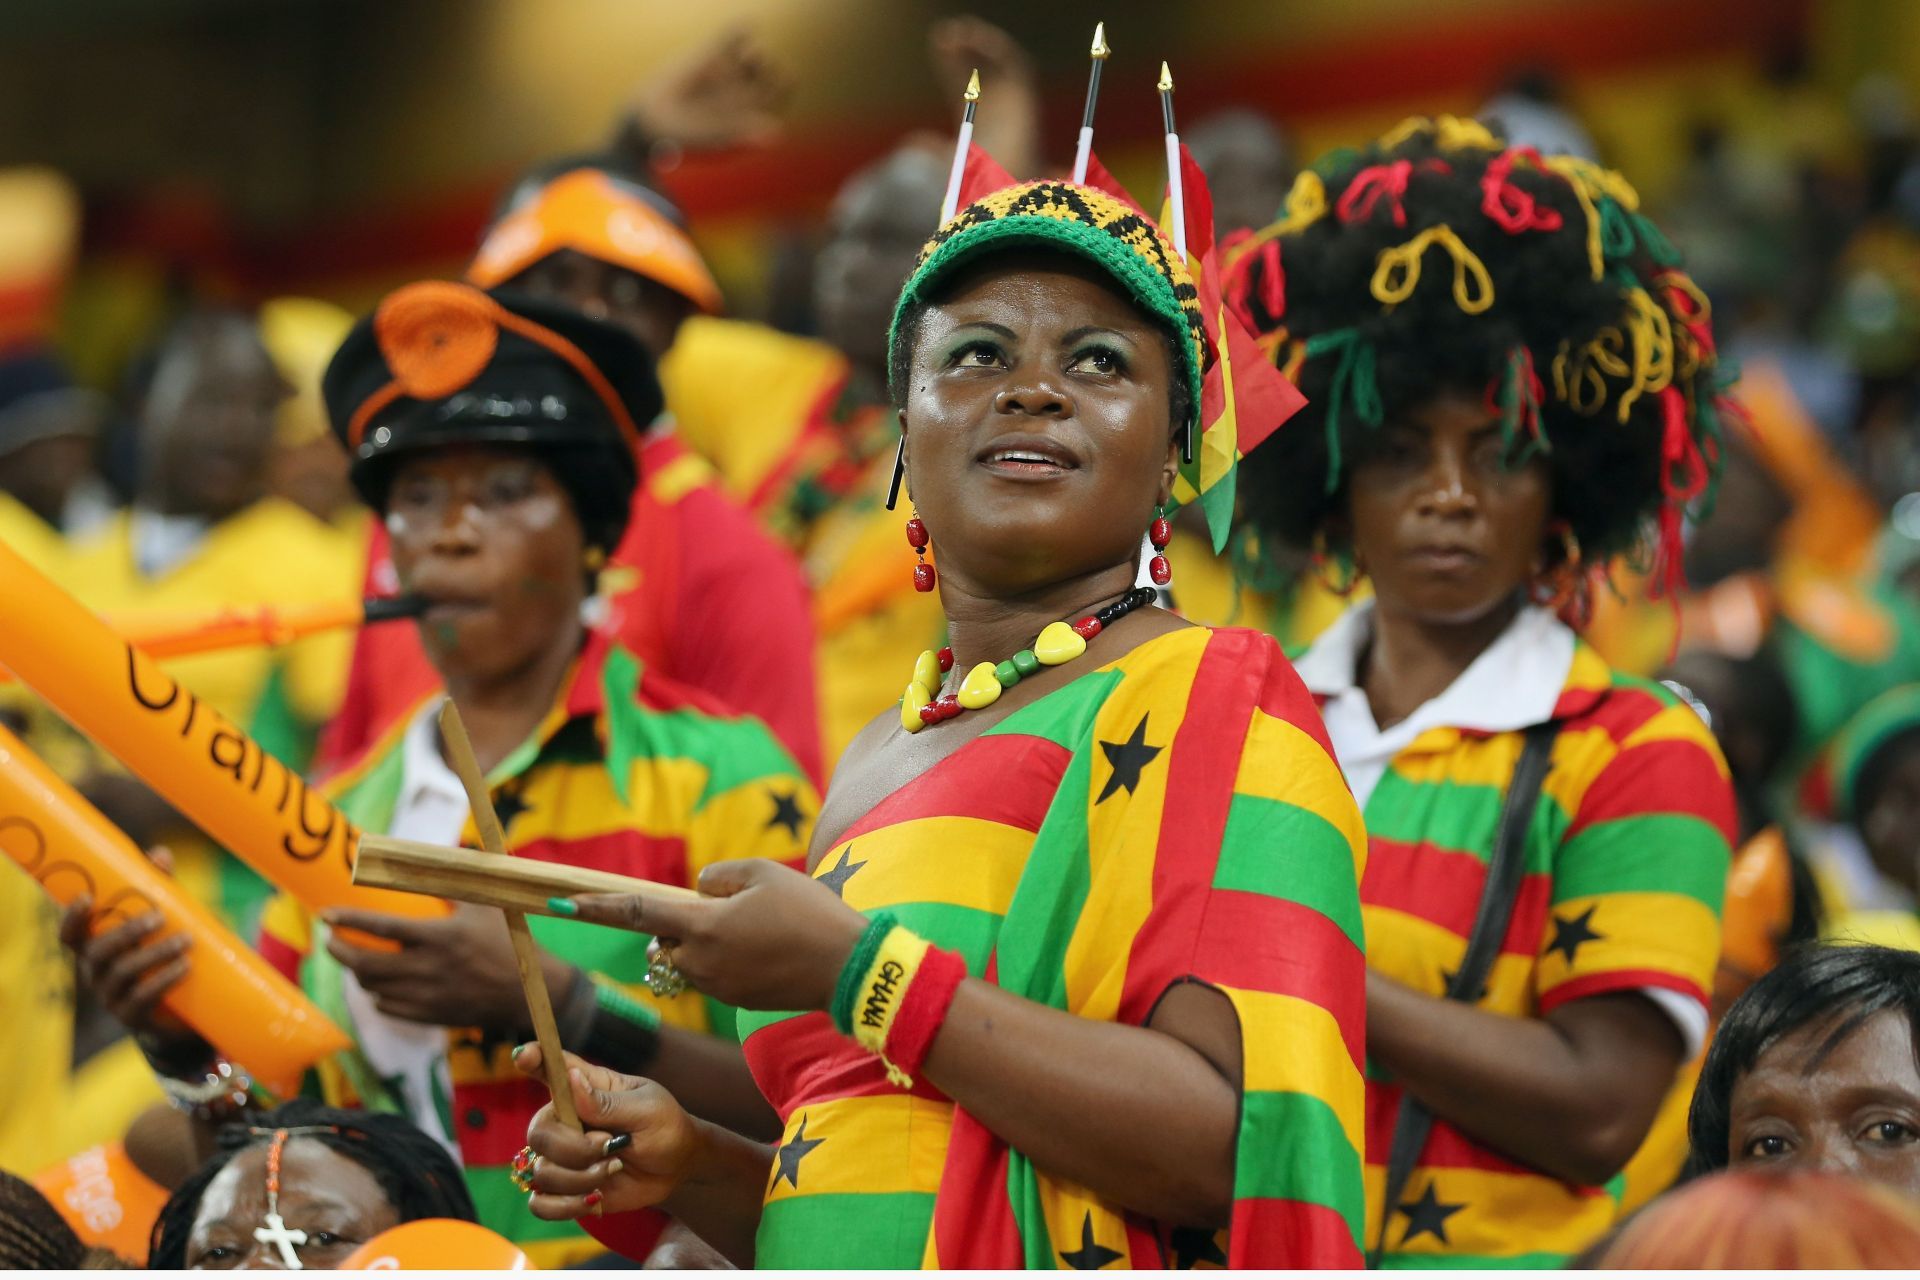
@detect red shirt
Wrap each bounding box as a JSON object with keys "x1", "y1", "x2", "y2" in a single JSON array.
[{"x1": 315, "y1": 430, "x2": 823, "y2": 782}]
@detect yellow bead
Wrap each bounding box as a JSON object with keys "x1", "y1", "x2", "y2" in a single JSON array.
[
  {"x1": 901, "y1": 683, "x2": 928, "y2": 733},
  {"x1": 912, "y1": 649, "x2": 941, "y2": 693},
  {"x1": 1034, "y1": 621, "x2": 1088, "y2": 665},
  {"x1": 957, "y1": 661, "x2": 1003, "y2": 709}
]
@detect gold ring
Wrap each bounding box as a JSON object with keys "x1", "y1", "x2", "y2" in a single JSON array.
[{"x1": 644, "y1": 942, "x2": 688, "y2": 998}]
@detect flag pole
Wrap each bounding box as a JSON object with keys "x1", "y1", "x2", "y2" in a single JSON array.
[
  {"x1": 1159, "y1": 60, "x2": 1187, "y2": 263},
  {"x1": 939, "y1": 68, "x2": 981, "y2": 223},
  {"x1": 1070, "y1": 22, "x2": 1110, "y2": 185}
]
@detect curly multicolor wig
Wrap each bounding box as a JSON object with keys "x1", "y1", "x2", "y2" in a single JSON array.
[
  {"x1": 1572, "y1": 1168, "x2": 1920, "y2": 1268},
  {"x1": 1227, "y1": 115, "x2": 1734, "y2": 613}
]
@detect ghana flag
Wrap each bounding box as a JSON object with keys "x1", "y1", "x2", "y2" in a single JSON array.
[{"x1": 740, "y1": 626, "x2": 1367, "y2": 1267}]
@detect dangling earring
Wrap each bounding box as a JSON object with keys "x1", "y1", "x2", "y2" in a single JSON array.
[
  {"x1": 583, "y1": 546, "x2": 607, "y2": 573},
  {"x1": 907, "y1": 513, "x2": 935, "y2": 592},
  {"x1": 1148, "y1": 507, "x2": 1173, "y2": 586},
  {"x1": 1531, "y1": 520, "x2": 1589, "y2": 622},
  {"x1": 1311, "y1": 530, "x2": 1361, "y2": 597},
  {"x1": 885, "y1": 438, "x2": 907, "y2": 512}
]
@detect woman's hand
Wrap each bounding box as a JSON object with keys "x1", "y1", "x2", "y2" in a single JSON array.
[
  {"x1": 514, "y1": 1045, "x2": 701, "y2": 1220},
  {"x1": 623, "y1": 25, "x2": 790, "y2": 154},
  {"x1": 323, "y1": 902, "x2": 577, "y2": 1033},
  {"x1": 558, "y1": 859, "x2": 867, "y2": 1012},
  {"x1": 57, "y1": 845, "x2": 208, "y2": 1069}
]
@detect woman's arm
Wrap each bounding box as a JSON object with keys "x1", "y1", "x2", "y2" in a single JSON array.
[
  {"x1": 560, "y1": 860, "x2": 1246, "y2": 1229},
  {"x1": 922, "y1": 978, "x2": 1242, "y2": 1226},
  {"x1": 1366, "y1": 974, "x2": 1684, "y2": 1185}
]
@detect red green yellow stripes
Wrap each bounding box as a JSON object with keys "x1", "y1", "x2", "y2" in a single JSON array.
[
  {"x1": 742, "y1": 627, "x2": 1366, "y2": 1268},
  {"x1": 1355, "y1": 639, "x2": 1732, "y2": 1266}
]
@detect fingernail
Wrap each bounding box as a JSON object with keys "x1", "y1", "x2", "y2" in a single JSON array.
[
  {"x1": 603, "y1": 1133, "x2": 632, "y2": 1156},
  {"x1": 547, "y1": 897, "x2": 578, "y2": 916},
  {"x1": 583, "y1": 1190, "x2": 604, "y2": 1209},
  {"x1": 511, "y1": 1043, "x2": 528, "y2": 1061}
]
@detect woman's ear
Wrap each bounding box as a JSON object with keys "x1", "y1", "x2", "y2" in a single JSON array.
[{"x1": 1159, "y1": 433, "x2": 1181, "y2": 508}]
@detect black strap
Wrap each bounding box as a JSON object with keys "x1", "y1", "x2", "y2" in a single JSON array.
[{"x1": 1367, "y1": 720, "x2": 1559, "y2": 1267}]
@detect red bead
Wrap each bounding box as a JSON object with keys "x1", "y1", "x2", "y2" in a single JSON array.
[
  {"x1": 1149, "y1": 555, "x2": 1171, "y2": 586},
  {"x1": 1149, "y1": 516, "x2": 1172, "y2": 549},
  {"x1": 1070, "y1": 616, "x2": 1102, "y2": 640},
  {"x1": 913, "y1": 562, "x2": 936, "y2": 592},
  {"x1": 937, "y1": 646, "x2": 954, "y2": 673},
  {"x1": 905, "y1": 516, "x2": 929, "y2": 550},
  {"x1": 919, "y1": 702, "x2": 941, "y2": 724},
  {"x1": 934, "y1": 694, "x2": 961, "y2": 720}
]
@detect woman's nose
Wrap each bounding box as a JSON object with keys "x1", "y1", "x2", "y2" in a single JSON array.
[
  {"x1": 1416, "y1": 447, "x2": 1476, "y2": 516},
  {"x1": 994, "y1": 370, "x2": 1069, "y2": 418}
]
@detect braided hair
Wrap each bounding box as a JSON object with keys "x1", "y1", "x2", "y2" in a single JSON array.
[
  {"x1": 147, "y1": 1101, "x2": 476, "y2": 1268},
  {"x1": 1228, "y1": 116, "x2": 1731, "y2": 611},
  {"x1": 0, "y1": 1169, "x2": 132, "y2": 1268}
]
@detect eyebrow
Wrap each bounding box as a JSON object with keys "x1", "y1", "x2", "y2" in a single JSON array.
[
  {"x1": 1060, "y1": 325, "x2": 1134, "y2": 347},
  {"x1": 942, "y1": 320, "x2": 1017, "y2": 340}
]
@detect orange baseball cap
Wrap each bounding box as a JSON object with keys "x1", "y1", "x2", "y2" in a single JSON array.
[{"x1": 467, "y1": 168, "x2": 723, "y2": 315}]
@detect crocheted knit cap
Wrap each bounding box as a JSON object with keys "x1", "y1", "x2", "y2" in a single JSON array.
[
  {"x1": 888, "y1": 181, "x2": 1204, "y2": 431},
  {"x1": 1831, "y1": 683, "x2": 1920, "y2": 820}
]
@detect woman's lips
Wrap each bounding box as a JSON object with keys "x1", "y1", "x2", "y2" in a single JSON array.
[
  {"x1": 979, "y1": 455, "x2": 1073, "y2": 478},
  {"x1": 1405, "y1": 546, "x2": 1481, "y2": 573}
]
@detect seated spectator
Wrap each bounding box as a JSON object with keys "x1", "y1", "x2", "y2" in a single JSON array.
[
  {"x1": 1575, "y1": 1168, "x2": 1920, "y2": 1267},
  {"x1": 1830, "y1": 685, "x2": 1920, "y2": 942},
  {"x1": 146, "y1": 1102, "x2": 474, "y2": 1270},
  {"x1": 1688, "y1": 943, "x2": 1920, "y2": 1195}
]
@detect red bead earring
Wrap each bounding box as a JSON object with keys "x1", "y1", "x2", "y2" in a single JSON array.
[
  {"x1": 1148, "y1": 509, "x2": 1172, "y2": 586},
  {"x1": 907, "y1": 515, "x2": 936, "y2": 592}
]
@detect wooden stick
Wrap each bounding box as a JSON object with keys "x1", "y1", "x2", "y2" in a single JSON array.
[
  {"x1": 437, "y1": 702, "x2": 581, "y2": 1131},
  {"x1": 353, "y1": 834, "x2": 702, "y2": 914}
]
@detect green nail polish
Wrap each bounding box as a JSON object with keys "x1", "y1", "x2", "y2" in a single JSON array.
[{"x1": 547, "y1": 897, "x2": 578, "y2": 916}]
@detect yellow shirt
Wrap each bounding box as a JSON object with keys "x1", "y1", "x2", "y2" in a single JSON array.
[{"x1": 0, "y1": 861, "x2": 162, "y2": 1176}]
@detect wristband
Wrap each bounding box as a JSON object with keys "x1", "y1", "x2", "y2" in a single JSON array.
[
  {"x1": 829, "y1": 915, "x2": 966, "y2": 1088},
  {"x1": 830, "y1": 913, "x2": 898, "y2": 1035},
  {"x1": 579, "y1": 977, "x2": 664, "y2": 1073}
]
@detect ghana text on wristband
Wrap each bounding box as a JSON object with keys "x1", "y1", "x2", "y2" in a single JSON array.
[{"x1": 829, "y1": 914, "x2": 966, "y2": 1087}]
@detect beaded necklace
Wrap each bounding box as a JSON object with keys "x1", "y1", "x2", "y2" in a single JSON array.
[{"x1": 902, "y1": 587, "x2": 1155, "y2": 732}]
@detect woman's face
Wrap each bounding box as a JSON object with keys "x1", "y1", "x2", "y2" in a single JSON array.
[
  {"x1": 901, "y1": 252, "x2": 1179, "y2": 595},
  {"x1": 1346, "y1": 391, "x2": 1552, "y2": 626},
  {"x1": 385, "y1": 445, "x2": 587, "y2": 686},
  {"x1": 1728, "y1": 1009, "x2": 1920, "y2": 1196},
  {"x1": 1860, "y1": 743, "x2": 1920, "y2": 898},
  {"x1": 185, "y1": 1139, "x2": 398, "y2": 1269}
]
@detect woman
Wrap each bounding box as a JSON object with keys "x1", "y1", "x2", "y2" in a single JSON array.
[
  {"x1": 515, "y1": 180, "x2": 1369, "y2": 1268},
  {"x1": 147, "y1": 1101, "x2": 475, "y2": 1269},
  {"x1": 1230, "y1": 118, "x2": 1738, "y2": 1266},
  {"x1": 1688, "y1": 943, "x2": 1920, "y2": 1194},
  {"x1": 64, "y1": 284, "x2": 817, "y2": 1266}
]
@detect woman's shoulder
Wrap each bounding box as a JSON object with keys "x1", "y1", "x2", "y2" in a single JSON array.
[
  {"x1": 1093, "y1": 623, "x2": 1332, "y2": 745},
  {"x1": 1556, "y1": 641, "x2": 1715, "y2": 748}
]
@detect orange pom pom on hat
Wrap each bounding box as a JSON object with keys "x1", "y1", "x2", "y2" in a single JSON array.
[
  {"x1": 467, "y1": 166, "x2": 724, "y2": 315},
  {"x1": 322, "y1": 280, "x2": 664, "y2": 553}
]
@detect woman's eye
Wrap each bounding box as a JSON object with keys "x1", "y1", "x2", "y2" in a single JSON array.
[
  {"x1": 306, "y1": 1231, "x2": 346, "y2": 1248},
  {"x1": 192, "y1": 1244, "x2": 239, "y2": 1267},
  {"x1": 1865, "y1": 1119, "x2": 1917, "y2": 1144},
  {"x1": 481, "y1": 469, "x2": 538, "y2": 506},
  {"x1": 1068, "y1": 346, "x2": 1125, "y2": 374},
  {"x1": 1743, "y1": 1133, "x2": 1792, "y2": 1159},
  {"x1": 951, "y1": 342, "x2": 1002, "y2": 368}
]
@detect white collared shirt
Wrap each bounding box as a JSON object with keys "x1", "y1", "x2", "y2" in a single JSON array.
[
  {"x1": 1296, "y1": 600, "x2": 1708, "y2": 1056},
  {"x1": 1293, "y1": 600, "x2": 1574, "y2": 809}
]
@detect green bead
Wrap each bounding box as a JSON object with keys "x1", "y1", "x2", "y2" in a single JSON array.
[
  {"x1": 994, "y1": 660, "x2": 1021, "y2": 687},
  {"x1": 1012, "y1": 649, "x2": 1040, "y2": 676}
]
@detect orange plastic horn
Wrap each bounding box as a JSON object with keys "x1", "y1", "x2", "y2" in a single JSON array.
[
  {"x1": 0, "y1": 724, "x2": 351, "y2": 1093},
  {"x1": 33, "y1": 1142, "x2": 172, "y2": 1264},
  {"x1": 0, "y1": 536, "x2": 445, "y2": 926}
]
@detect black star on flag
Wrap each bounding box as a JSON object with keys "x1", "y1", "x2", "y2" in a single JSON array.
[
  {"x1": 815, "y1": 847, "x2": 866, "y2": 898},
  {"x1": 1545, "y1": 905, "x2": 1604, "y2": 965},
  {"x1": 1096, "y1": 715, "x2": 1163, "y2": 803},
  {"x1": 771, "y1": 1114, "x2": 823, "y2": 1190},
  {"x1": 1169, "y1": 1225, "x2": 1227, "y2": 1269},
  {"x1": 490, "y1": 786, "x2": 531, "y2": 830},
  {"x1": 1059, "y1": 1211, "x2": 1124, "y2": 1269},
  {"x1": 1437, "y1": 967, "x2": 1489, "y2": 1002},
  {"x1": 765, "y1": 788, "x2": 807, "y2": 838},
  {"x1": 1395, "y1": 1181, "x2": 1466, "y2": 1246}
]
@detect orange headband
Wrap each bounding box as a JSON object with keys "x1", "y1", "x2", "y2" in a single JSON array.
[{"x1": 345, "y1": 281, "x2": 643, "y2": 458}]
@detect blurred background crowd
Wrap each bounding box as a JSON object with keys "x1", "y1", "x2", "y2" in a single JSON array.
[{"x1": 7, "y1": 0, "x2": 1920, "y2": 1263}]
